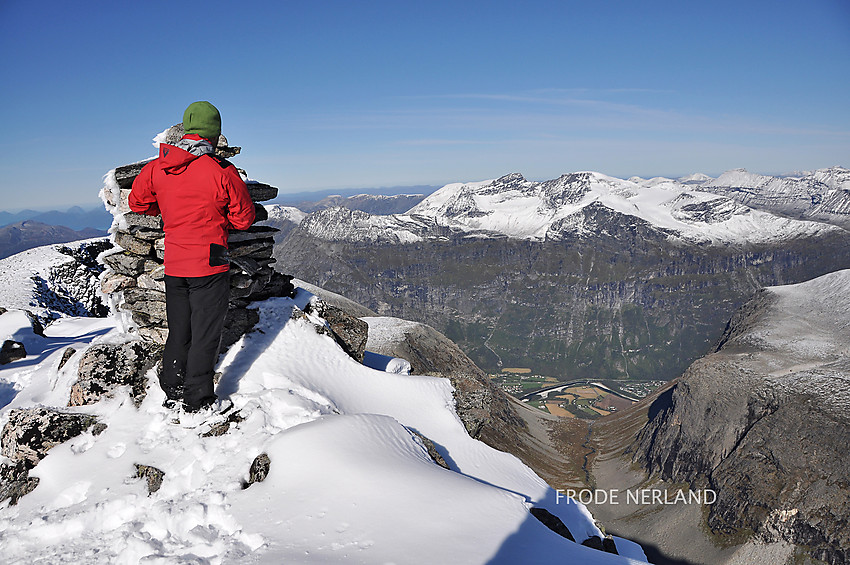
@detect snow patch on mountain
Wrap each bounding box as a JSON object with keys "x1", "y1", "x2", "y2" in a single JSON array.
[
  {"x1": 756, "y1": 269, "x2": 850, "y2": 362},
  {"x1": 263, "y1": 204, "x2": 305, "y2": 226},
  {"x1": 299, "y1": 207, "x2": 428, "y2": 243},
  {"x1": 402, "y1": 172, "x2": 836, "y2": 244},
  {"x1": 678, "y1": 173, "x2": 714, "y2": 184},
  {"x1": 699, "y1": 166, "x2": 850, "y2": 228}
]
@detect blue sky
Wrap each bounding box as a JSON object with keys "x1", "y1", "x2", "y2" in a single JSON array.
[{"x1": 1, "y1": 0, "x2": 848, "y2": 210}]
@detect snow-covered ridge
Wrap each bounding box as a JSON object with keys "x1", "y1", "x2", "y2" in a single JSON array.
[
  {"x1": 757, "y1": 269, "x2": 850, "y2": 361},
  {"x1": 0, "y1": 276, "x2": 648, "y2": 562},
  {"x1": 0, "y1": 238, "x2": 109, "y2": 323},
  {"x1": 707, "y1": 166, "x2": 850, "y2": 191},
  {"x1": 300, "y1": 169, "x2": 843, "y2": 245},
  {"x1": 698, "y1": 166, "x2": 850, "y2": 227},
  {"x1": 298, "y1": 206, "x2": 431, "y2": 243},
  {"x1": 262, "y1": 204, "x2": 306, "y2": 226}
]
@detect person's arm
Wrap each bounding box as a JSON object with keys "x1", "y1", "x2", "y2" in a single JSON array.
[
  {"x1": 224, "y1": 168, "x2": 255, "y2": 230},
  {"x1": 129, "y1": 163, "x2": 161, "y2": 216}
]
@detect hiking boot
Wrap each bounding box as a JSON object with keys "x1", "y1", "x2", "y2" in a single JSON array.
[{"x1": 179, "y1": 397, "x2": 234, "y2": 429}]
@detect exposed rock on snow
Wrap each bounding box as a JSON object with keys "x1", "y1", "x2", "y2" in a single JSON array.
[
  {"x1": 0, "y1": 460, "x2": 38, "y2": 505},
  {"x1": 409, "y1": 429, "x2": 450, "y2": 470},
  {"x1": 71, "y1": 341, "x2": 162, "y2": 407},
  {"x1": 530, "y1": 506, "x2": 576, "y2": 541},
  {"x1": 57, "y1": 347, "x2": 77, "y2": 371},
  {"x1": 0, "y1": 341, "x2": 26, "y2": 365},
  {"x1": 242, "y1": 453, "x2": 271, "y2": 488},
  {"x1": 1, "y1": 406, "x2": 105, "y2": 468},
  {"x1": 309, "y1": 302, "x2": 369, "y2": 363},
  {"x1": 291, "y1": 278, "x2": 376, "y2": 318},
  {"x1": 0, "y1": 239, "x2": 111, "y2": 325},
  {"x1": 133, "y1": 463, "x2": 165, "y2": 495}
]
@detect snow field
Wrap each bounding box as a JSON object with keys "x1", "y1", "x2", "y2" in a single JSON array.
[{"x1": 0, "y1": 289, "x2": 647, "y2": 563}]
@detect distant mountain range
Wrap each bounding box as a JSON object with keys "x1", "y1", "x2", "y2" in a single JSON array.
[
  {"x1": 699, "y1": 167, "x2": 850, "y2": 228},
  {"x1": 0, "y1": 206, "x2": 112, "y2": 231},
  {"x1": 0, "y1": 221, "x2": 106, "y2": 260},
  {"x1": 271, "y1": 185, "x2": 438, "y2": 214},
  {"x1": 291, "y1": 193, "x2": 429, "y2": 215},
  {"x1": 269, "y1": 166, "x2": 850, "y2": 381},
  {"x1": 0, "y1": 203, "x2": 111, "y2": 260}
]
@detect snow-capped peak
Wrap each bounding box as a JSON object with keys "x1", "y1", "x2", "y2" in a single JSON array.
[
  {"x1": 677, "y1": 173, "x2": 714, "y2": 184},
  {"x1": 402, "y1": 170, "x2": 837, "y2": 244},
  {"x1": 709, "y1": 168, "x2": 772, "y2": 188}
]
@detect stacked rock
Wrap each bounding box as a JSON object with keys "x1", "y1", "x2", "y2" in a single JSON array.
[{"x1": 98, "y1": 124, "x2": 294, "y2": 348}]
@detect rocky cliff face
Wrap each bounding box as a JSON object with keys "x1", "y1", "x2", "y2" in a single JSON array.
[
  {"x1": 274, "y1": 213, "x2": 850, "y2": 380},
  {"x1": 631, "y1": 270, "x2": 850, "y2": 564}
]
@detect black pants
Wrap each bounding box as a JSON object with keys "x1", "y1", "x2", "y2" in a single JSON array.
[{"x1": 161, "y1": 271, "x2": 230, "y2": 410}]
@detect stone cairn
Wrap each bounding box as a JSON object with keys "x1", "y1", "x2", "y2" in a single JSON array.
[{"x1": 98, "y1": 124, "x2": 294, "y2": 349}]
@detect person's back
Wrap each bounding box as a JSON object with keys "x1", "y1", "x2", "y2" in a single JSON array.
[{"x1": 129, "y1": 101, "x2": 255, "y2": 412}]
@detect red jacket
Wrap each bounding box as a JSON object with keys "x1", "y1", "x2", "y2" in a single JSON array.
[{"x1": 129, "y1": 136, "x2": 256, "y2": 277}]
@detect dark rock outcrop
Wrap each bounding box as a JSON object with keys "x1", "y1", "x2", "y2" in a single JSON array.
[
  {"x1": 1, "y1": 407, "x2": 105, "y2": 468},
  {"x1": 57, "y1": 347, "x2": 76, "y2": 371},
  {"x1": 70, "y1": 341, "x2": 162, "y2": 407},
  {"x1": 287, "y1": 300, "x2": 369, "y2": 365},
  {"x1": 602, "y1": 536, "x2": 619, "y2": 554},
  {"x1": 202, "y1": 410, "x2": 246, "y2": 438},
  {"x1": 581, "y1": 534, "x2": 604, "y2": 550},
  {"x1": 0, "y1": 340, "x2": 26, "y2": 365},
  {"x1": 24, "y1": 240, "x2": 112, "y2": 325},
  {"x1": 313, "y1": 303, "x2": 368, "y2": 363},
  {"x1": 0, "y1": 461, "x2": 40, "y2": 505},
  {"x1": 0, "y1": 405, "x2": 104, "y2": 505},
  {"x1": 410, "y1": 429, "x2": 450, "y2": 470},
  {"x1": 529, "y1": 507, "x2": 575, "y2": 541},
  {"x1": 631, "y1": 270, "x2": 850, "y2": 564}
]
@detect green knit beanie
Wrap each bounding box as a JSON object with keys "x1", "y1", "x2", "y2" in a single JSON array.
[{"x1": 183, "y1": 101, "x2": 221, "y2": 140}]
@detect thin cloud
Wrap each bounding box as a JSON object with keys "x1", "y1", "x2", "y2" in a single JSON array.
[{"x1": 285, "y1": 103, "x2": 849, "y2": 140}]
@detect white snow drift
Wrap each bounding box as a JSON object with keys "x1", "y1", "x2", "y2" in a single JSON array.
[{"x1": 0, "y1": 276, "x2": 647, "y2": 564}]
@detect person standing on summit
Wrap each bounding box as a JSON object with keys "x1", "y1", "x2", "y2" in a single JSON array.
[{"x1": 129, "y1": 101, "x2": 255, "y2": 413}]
